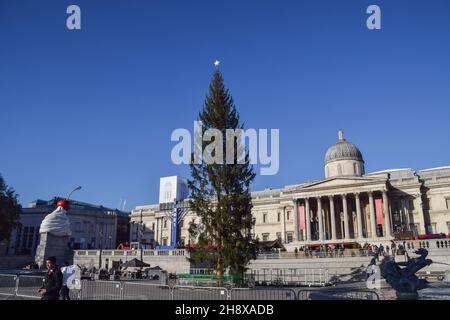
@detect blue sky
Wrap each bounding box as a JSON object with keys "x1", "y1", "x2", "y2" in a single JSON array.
[{"x1": 0, "y1": 0, "x2": 449, "y2": 210}]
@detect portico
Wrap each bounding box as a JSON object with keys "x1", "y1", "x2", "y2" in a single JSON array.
[{"x1": 290, "y1": 186, "x2": 394, "y2": 245}]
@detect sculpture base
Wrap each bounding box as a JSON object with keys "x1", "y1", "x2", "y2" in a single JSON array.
[
  {"x1": 395, "y1": 291, "x2": 418, "y2": 300},
  {"x1": 35, "y1": 233, "x2": 72, "y2": 269},
  {"x1": 418, "y1": 283, "x2": 450, "y2": 300}
]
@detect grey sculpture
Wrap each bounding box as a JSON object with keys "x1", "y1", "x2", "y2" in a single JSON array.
[{"x1": 380, "y1": 248, "x2": 433, "y2": 298}]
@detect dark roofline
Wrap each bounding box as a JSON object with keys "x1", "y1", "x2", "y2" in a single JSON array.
[{"x1": 29, "y1": 197, "x2": 130, "y2": 216}]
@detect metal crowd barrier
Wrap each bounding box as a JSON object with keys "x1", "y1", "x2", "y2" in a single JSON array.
[
  {"x1": 0, "y1": 274, "x2": 17, "y2": 296},
  {"x1": 16, "y1": 275, "x2": 45, "y2": 299},
  {"x1": 297, "y1": 289, "x2": 380, "y2": 300},
  {"x1": 230, "y1": 288, "x2": 296, "y2": 300},
  {"x1": 122, "y1": 282, "x2": 171, "y2": 300},
  {"x1": 172, "y1": 285, "x2": 229, "y2": 300},
  {"x1": 0, "y1": 274, "x2": 381, "y2": 300},
  {"x1": 80, "y1": 280, "x2": 122, "y2": 300},
  {"x1": 249, "y1": 268, "x2": 330, "y2": 286}
]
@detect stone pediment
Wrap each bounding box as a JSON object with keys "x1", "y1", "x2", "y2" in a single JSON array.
[{"x1": 294, "y1": 176, "x2": 388, "y2": 193}]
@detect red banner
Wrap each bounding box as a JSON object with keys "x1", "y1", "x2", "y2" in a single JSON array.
[
  {"x1": 375, "y1": 198, "x2": 384, "y2": 225},
  {"x1": 299, "y1": 204, "x2": 305, "y2": 230}
]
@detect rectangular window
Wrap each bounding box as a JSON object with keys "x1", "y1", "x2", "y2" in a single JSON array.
[
  {"x1": 164, "y1": 220, "x2": 167, "y2": 228},
  {"x1": 446, "y1": 198, "x2": 450, "y2": 210},
  {"x1": 430, "y1": 223, "x2": 437, "y2": 234},
  {"x1": 263, "y1": 213, "x2": 267, "y2": 223},
  {"x1": 15, "y1": 226, "x2": 22, "y2": 253},
  {"x1": 34, "y1": 231, "x2": 40, "y2": 251},
  {"x1": 152, "y1": 223, "x2": 155, "y2": 231},
  {"x1": 287, "y1": 232, "x2": 293, "y2": 243},
  {"x1": 277, "y1": 212, "x2": 281, "y2": 222},
  {"x1": 409, "y1": 199, "x2": 415, "y2": 211},
  {"x1": 286, "y1": 211, "x2": 290, "y2": 220},
  {"x1": 22, "y1": 227, "x2": 29, "y2": 249},
  {"x1": 27, "y1": 227, "x2": 35, "y2": 249},
  {"x1": 262, "y1": 233, "x2": 269, "y2": 241}
]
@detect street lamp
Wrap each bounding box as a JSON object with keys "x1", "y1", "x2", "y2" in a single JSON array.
[{"x1": 67, "y1": 186, "x2": 82, "y2": 200}]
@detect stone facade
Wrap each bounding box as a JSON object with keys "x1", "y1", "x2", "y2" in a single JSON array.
[
  {"x1": 7, "y1": 198, "x2": 130, "y2": 255},
  {"x1": 131, "y1": 131, "x2": 450, "y2": 251},
  {"x1": 73, "y1": 249, "x2": 190, "y2": 274}
]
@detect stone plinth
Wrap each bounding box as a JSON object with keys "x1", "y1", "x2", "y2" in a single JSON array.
[
  {"x1": 418, "y1": 283, "x2": 450, "y2": 300},
  {"x1": 35, "y1": 232, "x2": 72, "y2": 268}
]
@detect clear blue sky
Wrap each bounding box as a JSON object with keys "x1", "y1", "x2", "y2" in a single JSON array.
[{"x1": 1, "y1": 0, "x2": 449, "y2": 210}]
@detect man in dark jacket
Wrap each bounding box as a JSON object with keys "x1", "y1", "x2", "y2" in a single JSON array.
[{"x1": 38, "y1": 256, "x2": 63, "y2": 300}]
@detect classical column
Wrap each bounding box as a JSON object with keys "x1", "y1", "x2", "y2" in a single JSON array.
[
  {"x1": 401, "y1": 198, "x2": 409, "y2": 231},
  {"x1": 368, "y1": 192, "x2": 377, "y2": 238},
  {"x1": 293, "y1": 199, "x2": 299, "y2": 241},
  {"x1": 382, "y1": 190, "x2": 392, "y2": 237},
  {"x1": 329, "y1": 196, "x2": 337, "y2": 241},
  {"x1": 317, "y1": 197, "x2": 324, "y2": 241},
  {"x1": 406, "y1": 197, "x2": 414, "y2": 231},
  {"x1": 415, "y1": 194, "x2": 426, "y2": 234},
  {"x1": 355, "y1": 193, "x2": 364, "y2": 239},
  {"x1": 342, "y1": 194, "x2": 350, "y2": 240},
  {"x1": 154, "y1": 217, "x2": 159, "y2": 245},
  {"x1": 281, "y1": 207, "x2": 287, "y2": 243},
  {"x1": 305, "y1": 198, "x2": 311, "y2": 242}
]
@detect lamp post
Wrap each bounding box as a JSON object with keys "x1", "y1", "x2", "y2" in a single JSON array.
[{"x1": 67, "y1": 186, "x2": 82, "y2": 200}]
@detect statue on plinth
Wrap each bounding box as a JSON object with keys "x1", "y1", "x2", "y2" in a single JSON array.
[{"x1": 35, "y1": 199, "x2": 72, "y2": 268}]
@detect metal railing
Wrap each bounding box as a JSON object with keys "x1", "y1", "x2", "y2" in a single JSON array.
[
  {"x1": 172, "y1": 285, "x2": 229, "y2": 300},
  {"x1": 0, "y1": 274, "x2": 17, "y2": 296},
  {"x1": 0, "y1": 274, "x2": 381, "y2": 300},
  {"x1": 297, "y1": 288, "x2": 380, "y2": 300},
  {"x1": 16, "y1": 275, "x2": 45, "y2": 299},
  {"x1": 230, "y1": 288, "x2": 296, "y2": 300},
  {"x1": 122, "y1": 281, "x2": 171, "y2": 300},
  {"x1": 249, "y1": 268, "x2": 330, "y2": 287}
]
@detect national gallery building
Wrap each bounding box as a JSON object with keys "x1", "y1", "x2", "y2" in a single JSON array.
[{"x1": 130, "y1": 131, "x2": 450, "y2": 250}]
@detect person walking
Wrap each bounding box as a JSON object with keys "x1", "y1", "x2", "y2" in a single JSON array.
[
  {"x1": 38, "y1": 256, "x2": 63, "y2": 300},
  {"x1": 60, "y1": 261, "x2": 74, "y2": 300},
  {"x1": 366, "y1": 258, "x2": 377, "y2": 283},
  {"x1": 294, "y1": 247, "x2": 298, "y2": 258},
  {"x1": 391, "y1": 241, "x2": 397, "y2": 256}
]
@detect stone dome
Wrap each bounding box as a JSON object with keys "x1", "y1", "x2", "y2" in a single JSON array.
[{"x1": 324, "y1": 130, "x2": 364, "y2": 165}]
